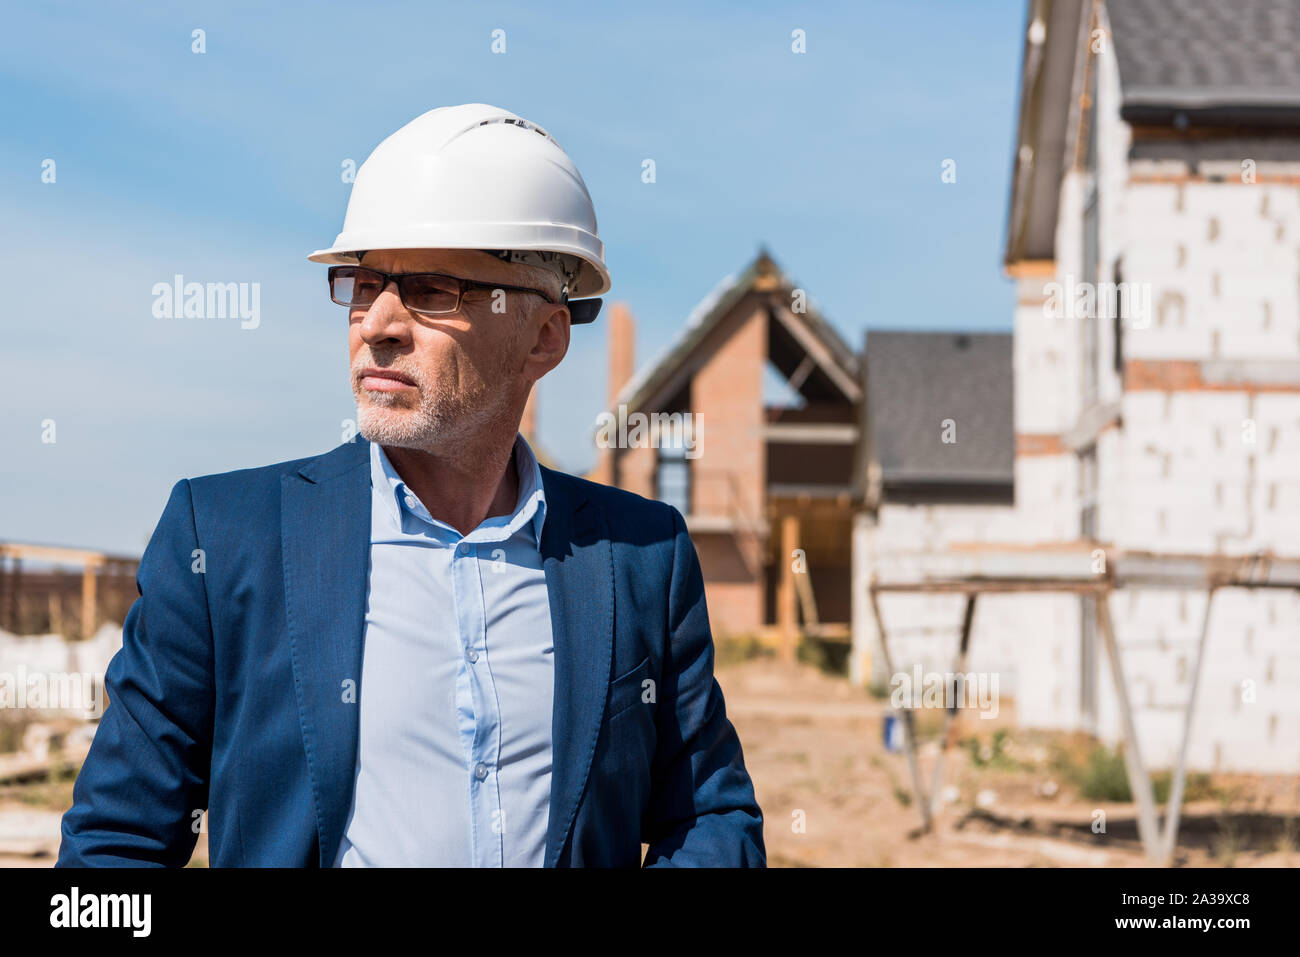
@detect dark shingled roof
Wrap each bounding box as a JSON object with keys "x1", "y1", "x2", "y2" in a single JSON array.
[
  {"x1": 865, "y1": 332, "x2": 1014, "y2": 486},
  {"x1": 1007, "y1": 0, "x2": 1300, "y2": 267},
  {"x1": 1109, "y1": 0, "x2": 1300, "y2": 122}
]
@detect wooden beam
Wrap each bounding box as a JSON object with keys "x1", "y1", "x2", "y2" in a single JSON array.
[
  {"x1": 1160, "y1": 587, "x2": 1216, "y2": 865},
  {"x1": 864, "y1": 545, "x2": 1300, "y2": 865},
  {"x1": 0, "y1": 543, "x2": 108, "y2": 566},
  {"x1": 8, "y1": 558, "x2": 20, "y2": 633},
  {"x1": 762, "y1": 423, "x2": 859, "y2": 444},
  {"x1": 794, "y1": 552, "x2": 820, "y2": 630},
  {"x1": 869, "y1": 545, "x2": 1300, "y2": 592},
  {"x1": 770, "y1": 303, "x2": 862, "y2": 403},
  {"x1": 872, "y1": 579, "x2": 1108, "y2": 595},
  {"x1": 778, "y1": 515, "x2": 799, "y2": 664},
  {"x1": 869, "y1": 583, "x2": 932, "y2": 833},
  {"x1": 927, "y1": 594, "x2": 977, "y2": 821},
  {"x1": 81, "y1": 564, "x2": 98, "y2": 640},
  {"x1": 1095, "y1": 593, "x2": 1163, "y2": 863},
  {"x1": 786, "y1": 353, "x2": 817, "y2": 393},
  {"x1": 1115, "y1": 551, "x2": 1300, "y2": 590},
  {"x1": 1004, "y1": 259, "x2": 1056, "y2": 278}
]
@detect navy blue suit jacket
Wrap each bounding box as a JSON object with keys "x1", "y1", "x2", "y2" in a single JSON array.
[{"x1": 57, "y1": 437, "x2": 765, "y2": 867}]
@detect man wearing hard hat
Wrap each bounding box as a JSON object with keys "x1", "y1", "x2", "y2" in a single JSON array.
[{"x1": 58, "y1": 105, "x2": 765, "y2": 867}]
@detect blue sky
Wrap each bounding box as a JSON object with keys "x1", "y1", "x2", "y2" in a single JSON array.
[{"x1": 0, "y1": 0, "x2": 1026, "y2": 555}]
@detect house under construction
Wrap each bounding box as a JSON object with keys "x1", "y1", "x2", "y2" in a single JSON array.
[{"x1": 591, "y1": 250, "x2": 865, "y2": 647}]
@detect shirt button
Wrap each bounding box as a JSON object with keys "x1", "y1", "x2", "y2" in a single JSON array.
[
  {"x1": 468, "y1": 649, "x2": 480, "y2": 663},
  {"x1": 474, "y1": 762, "x2": 488, "y2": 780},
  {"x1": 403, "y1": 494, "x2": 416, "y2": 510},
  {"x1": 458, "y1": 543, "x2": 470, "y2": 555}
]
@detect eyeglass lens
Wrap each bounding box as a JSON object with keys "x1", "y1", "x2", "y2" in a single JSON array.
[{"x1": 330, "y1": 267, "x2": 462, "y2": 314}]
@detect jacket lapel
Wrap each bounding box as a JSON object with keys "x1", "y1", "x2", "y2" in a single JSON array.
[
  {"x1": 281, "y1": 437, "x2": 371, "y2": 866},
  {"x1": 539, "y1": 467, "x2": 614, "y2": 867}
]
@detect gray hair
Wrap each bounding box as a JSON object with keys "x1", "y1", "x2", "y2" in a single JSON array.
[{"x1": 481, "y1": 249, "x2": 578, "y2": 300}]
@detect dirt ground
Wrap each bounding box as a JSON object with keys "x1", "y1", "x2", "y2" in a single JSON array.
[
  {"x1": 717, "y1": 657, "x2": 1300, "y2": 867},
  {"x1": 2, "y1": 656, "x2": 1296, "y2": 868}
]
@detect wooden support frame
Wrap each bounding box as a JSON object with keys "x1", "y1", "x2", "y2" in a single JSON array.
[
  {"x1": 778, "y1": 515, "x2": 799, "y2": 664},
  {"x1": 864, "y1": 545, "x2": 1300, "y2": 864},
  {"x1": 1093, "y1": 592, "x2": 1161, "y2": 860},
  {"x1": 0, "y1": 541, "x2": 121, "y2": 639},
  {"x1": 869, "y1": 586, "x2": 931, "y2": 833},
  {"x1": 1159, "y1": 586, "x2": 1216, "y2": 865},
  {"x1": 927, "y1": 594, "x2": 976, "y2": 822}
]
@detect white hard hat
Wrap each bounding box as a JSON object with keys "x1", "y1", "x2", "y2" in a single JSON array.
[{"x1": 309, "y1": 103, "x2": 609, "y2": 323}]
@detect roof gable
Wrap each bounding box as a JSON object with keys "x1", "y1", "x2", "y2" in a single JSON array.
[{"x1": 610, "y1": 248, "x2": 859, "y2": 414}]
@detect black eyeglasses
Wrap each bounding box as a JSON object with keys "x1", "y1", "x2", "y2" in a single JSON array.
[{"x1": 328, "y1": 265, "x2": 561, "y2": 317}]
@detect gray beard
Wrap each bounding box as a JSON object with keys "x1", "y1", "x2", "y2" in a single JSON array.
[
  {"x1": 352, "y1": 308, "x2": 527, "y2": 452},
  {"x1": 354, "y1": 378, "x2": 509, "y2": 453},
  {"x1": 353, "y1": 342, "x2": 523, "y2": 453}
]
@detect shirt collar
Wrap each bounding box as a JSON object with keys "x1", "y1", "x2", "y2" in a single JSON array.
[{"x1": 369, "y1": 433, "x2": 547, "y2": 545}]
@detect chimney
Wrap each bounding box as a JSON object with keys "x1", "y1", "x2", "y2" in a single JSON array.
[
  {"x1": 591, "y1": 303, "x2": 635, "y2": 486},
  {"x1": 608, "y1": 303, "x2": 636, "y2": 409}
]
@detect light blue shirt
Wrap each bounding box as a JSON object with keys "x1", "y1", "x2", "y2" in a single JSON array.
[{"x1": 335, "y1": 433, "x2": 555, "y2": 867}]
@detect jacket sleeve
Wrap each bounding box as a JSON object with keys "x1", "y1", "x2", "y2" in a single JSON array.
[
  {"x1": 57, "y1": 479, "x2": 215, "y2": 867},
  {"x1": 642, "y1": 505, "x2": 766, "y2": 867}
]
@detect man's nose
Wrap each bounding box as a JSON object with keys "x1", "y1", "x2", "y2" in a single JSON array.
[{"x1": 357, "y1": 281, "x2": 411, "y2": 344}]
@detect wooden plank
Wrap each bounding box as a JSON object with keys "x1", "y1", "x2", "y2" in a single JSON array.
[
  {"x1": 872, "y1": 579, "x2": 1108, "y2": 595},
  {"x1": 770, "y1": 303, "x2": 862, "y2": 402},
  {"x1": 81, "y1": 565, "x2": 97, "y2": 640},
  {"x1": 928, "y1": 594, "x2": 976, "y2": 821},
  {"x1": 870, "y1": 545, "x2": 1300, "y2": 591},
  {"x1": 778, "y1": 516, "x2": 799, "y2": 664},
  {"x1": 1004, "y1": 259, "x2": 1057, "y2": 278},
  {"x1": 794, "y1": 554, "x2": 820, "y2": 630},
  {"x1": 869, "y1": 582, "x2": 931, "y2": 833},
  {"x1": 1116, "y1": 551, "x2": 1300, "y2": 590},
  {"x1": 872, "y1": 548, "x2": 1107, "y2": 586},
  {"x1": 0, "y1": 543, "x2": 107, "y2": 566},
  {"x1": 762, "y1": 423, "x2": 859, "y2": 444}
]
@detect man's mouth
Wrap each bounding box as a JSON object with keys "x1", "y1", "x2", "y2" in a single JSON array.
[{"x1": 358, "y1": 367, "x2": 417, "y2": 392}]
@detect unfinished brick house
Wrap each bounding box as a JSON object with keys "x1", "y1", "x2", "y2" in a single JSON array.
[
  {"x1": 590, "y1": 250, "x2": 861, "y2": 645},
  {"x1": 855, "y1": 0, "x2": 1300, "y2": 774}
]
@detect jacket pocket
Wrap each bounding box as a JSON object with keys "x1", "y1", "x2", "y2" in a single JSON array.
[{"x1": 606, "y1": 655, "x2": 651, "y2": 720}]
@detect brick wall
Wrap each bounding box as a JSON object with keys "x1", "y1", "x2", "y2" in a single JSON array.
[{"x1": 690, "y1": 300, "x2": 766, "y2": 521}]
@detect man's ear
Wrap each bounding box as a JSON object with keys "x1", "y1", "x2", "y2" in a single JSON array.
[{"x1": 525, "y1": 302, "x2": 570, "y2": 381}]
